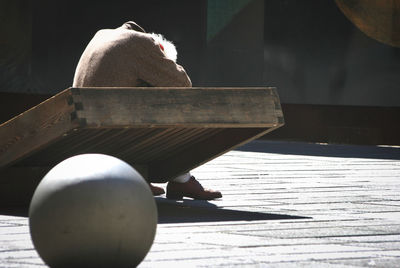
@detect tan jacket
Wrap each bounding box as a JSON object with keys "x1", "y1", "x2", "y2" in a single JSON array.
[{"x1": 73, "y1": 24, "x2": 192, "y2": 87}]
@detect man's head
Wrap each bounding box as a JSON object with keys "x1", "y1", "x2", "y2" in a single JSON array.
[
  {"x1": 121, "y1": 21, "x2": 178, "y2": 62},
  {"x1": 150, "y1": 33, "x2": 178, "y2": 62}
]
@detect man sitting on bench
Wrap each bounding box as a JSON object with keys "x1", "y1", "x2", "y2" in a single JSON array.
[{"x1": 72, "y1": 21, "x2": 222, "y2": 200}]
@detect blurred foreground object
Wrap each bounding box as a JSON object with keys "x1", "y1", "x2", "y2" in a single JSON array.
[{"x1": 335, "y1": 0, "x2": 400, "y2": 47}]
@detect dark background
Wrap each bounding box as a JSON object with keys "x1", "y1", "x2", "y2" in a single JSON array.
[{"x1": 1, "y1": 0, "x2": 400, "y2": 144}]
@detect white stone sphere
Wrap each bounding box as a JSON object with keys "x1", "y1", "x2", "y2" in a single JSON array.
[{"x1": 29, "y1": 154, "x2": 157, "y2": 268}]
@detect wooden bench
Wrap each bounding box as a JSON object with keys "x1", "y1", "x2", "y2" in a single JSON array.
[{"x1": 0, "y1": 87, "x2": 284, "y2": 206}]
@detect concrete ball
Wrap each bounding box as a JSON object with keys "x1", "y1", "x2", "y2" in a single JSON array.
[{"x1": 29, "y1": 154, "x2": 157, "y2": 268}]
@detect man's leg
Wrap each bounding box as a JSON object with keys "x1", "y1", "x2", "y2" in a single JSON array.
[
  {"x1": 171, "y1": 172, "x2": 191, "y2": 183},
  {"x1": 166, "y1": 172, "x2": 222, "y2": 200},
  {"x1": 148, "y1": 173, "x2": 191, "y2": 196},
  {"x1": 149, "y1": 183, "x2": 165, "y2": 196}
]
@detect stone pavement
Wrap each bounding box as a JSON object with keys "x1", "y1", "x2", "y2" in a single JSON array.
[{"x1": 1, "y1": 140, "x2": 400, "y2": 267}]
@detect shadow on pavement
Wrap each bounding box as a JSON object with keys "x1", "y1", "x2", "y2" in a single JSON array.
[
  {"x1": 0, "y1": 207, "x2": 28, "y2": 217},
  {"x1": 1, "y1": 200, "x2": 309, "y2": 224},
  {"x1": 237, "y1": 140, "x2": 400, "y2": 160},
  {"x1": 156, "y1": 197, "x2": 308, "y2": 224}
]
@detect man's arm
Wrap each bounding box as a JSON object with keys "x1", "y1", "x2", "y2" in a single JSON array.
[{"x1": 134, "y1": 35, "x2": 192, "y2": 87}]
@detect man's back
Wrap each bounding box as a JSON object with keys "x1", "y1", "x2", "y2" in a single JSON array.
[{"x1": 73, "y1": 24, "x2": 191, "y2": 88}]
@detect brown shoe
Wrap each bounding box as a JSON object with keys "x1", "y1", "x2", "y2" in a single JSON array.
[
  {"x1": 166, "y1": 176, "x2": 222, "y2": 200},
  {"x1": 149, "y1": 183, "x2": 165, "y2": 196}
]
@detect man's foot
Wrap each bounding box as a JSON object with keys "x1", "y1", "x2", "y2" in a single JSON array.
[
  {"x1": 149, "y1": 183, "x2": 165, "y2": 196},
  {"x1": 166, "y1": 176, "x2": 222, "y2": 200}
]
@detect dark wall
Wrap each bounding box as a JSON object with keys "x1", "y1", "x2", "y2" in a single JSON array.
[
  {"x1": 3, "y1": 0, "x2": 399, "y2": 106},
  {"x1": 0, "y1": 1, "x2": 32, "y2": 93},
  {"x1": 199, "y1": 0, "x2": 265, "y2": 87},
  {"x1": 1, "y1": 0, "x2": 265, "y2": 94},
  {"x1": 263, "y1": 0, "x2": 400, "y2": 107},
  {"x1": 30, "y1": 0, "x2": 207, "y2": 94},
  {"x1": 1, "y1": 0, "x2": 208, "y2": 94}
]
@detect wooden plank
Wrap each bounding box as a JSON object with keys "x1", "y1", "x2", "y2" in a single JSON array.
[
  {"x1": 134, "y1": 128, "x2": 218, "y2": 163},
  {"x1": 122, "y1": 128, "x2": 191, "y2": 162},
  {"x1": 148, "y1": 127, "x2": 279, "y2": 181},
  {"x1": 72, "y1": 87, "x2": 283, "y2": 128},
  {"x1": 0, "y1": 89, "x2": 78, "y2": 169}
]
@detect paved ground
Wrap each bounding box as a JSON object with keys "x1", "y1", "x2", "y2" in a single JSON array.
[{"x1": 1, "y1": 140, "x2": 400, "y2": 267}]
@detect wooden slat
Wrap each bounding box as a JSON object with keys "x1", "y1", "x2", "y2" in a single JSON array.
[
  {"x1": 124, "y1": 128, "x2": 187, "y2": 162},
  {"x1": 72, "y1": 87, "x2": 283, "y2": 128},
  {"x1": 135, "y1": 128, "x2": 218, "y2": 163},
  {"x1": 149, "y1": 127, "x2": 279, "y2": 181},
  {"x1": 0, "y1": 90, "x2": 78, "y2": 168}
]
